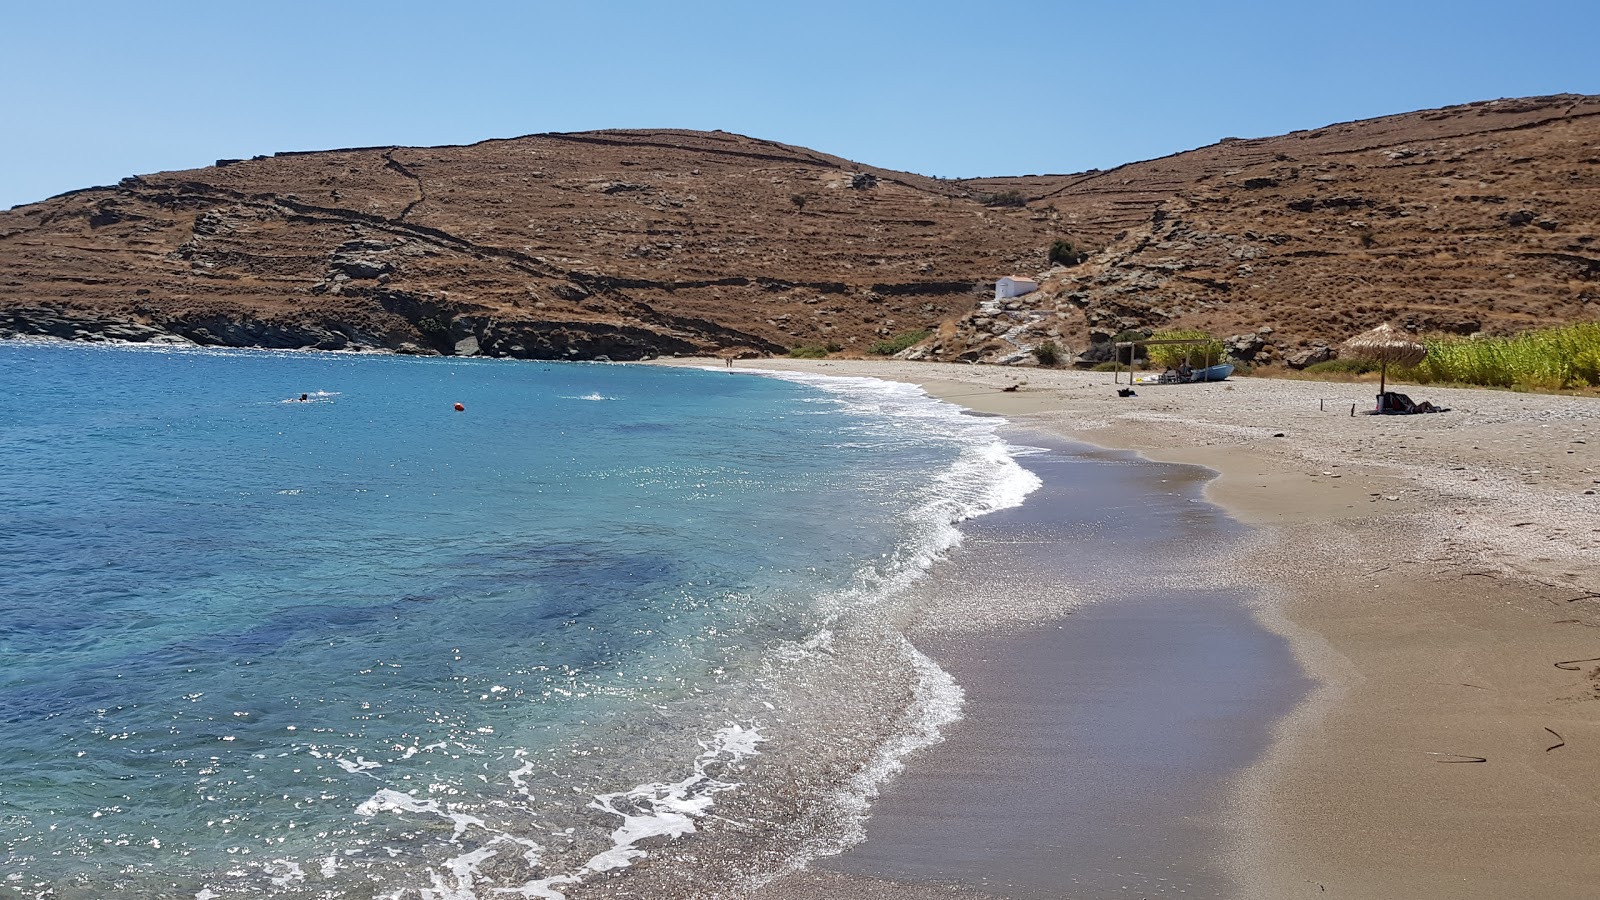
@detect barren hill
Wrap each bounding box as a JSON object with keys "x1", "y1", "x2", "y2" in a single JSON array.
[
  {"x1": 3, "y1": 95, "x2": 1597, "y2": 364},
  {"x1": 950, "y1": 93, "x2": 1600, "y2": 365}
]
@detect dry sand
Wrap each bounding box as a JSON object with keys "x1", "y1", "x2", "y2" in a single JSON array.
[{"x1": 659, "y1": 358, "x2": 1600, "y2": 899}]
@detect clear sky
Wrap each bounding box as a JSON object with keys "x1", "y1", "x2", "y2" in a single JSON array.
[{"x1": 3, "y1": 0, "x2": 1596, "y2": 210}]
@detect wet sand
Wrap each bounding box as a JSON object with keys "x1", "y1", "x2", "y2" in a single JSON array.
[
  {"x1": 744, "y1": 431, "x2": 1306, "y2": 900},
  {"x1": 656, "y1": 358, "x2": 1600, "y2": 899},
  {"x1": 821, "y1": 438, "x2": 1307, "y2": 898}
]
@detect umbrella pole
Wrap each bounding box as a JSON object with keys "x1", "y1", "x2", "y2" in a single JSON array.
[{"x1": 1379, "y1": 361, "x2": 1388, "y2": 396}]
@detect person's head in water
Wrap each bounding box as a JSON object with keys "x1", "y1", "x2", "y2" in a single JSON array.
[{"x1": 298, "y1": 393, "x2": 309, "y2": 401}]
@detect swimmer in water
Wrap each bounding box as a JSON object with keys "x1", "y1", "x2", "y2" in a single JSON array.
[{"x1": 296, "y1": 393, "x2": 309, "y2": 402}]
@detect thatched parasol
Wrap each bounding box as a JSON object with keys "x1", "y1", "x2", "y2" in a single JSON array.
[{"x1": 1341, "y1": 323, "x2": 1426, "y2": 394}]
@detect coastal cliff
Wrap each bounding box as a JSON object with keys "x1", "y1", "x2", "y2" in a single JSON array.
[{"x1": 2, "y1": 95, "x2": 1597, "y2": 363}]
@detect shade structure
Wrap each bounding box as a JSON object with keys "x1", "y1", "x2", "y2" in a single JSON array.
[{"x1": 1341, "y1": 323, "x2": 1426, "y2": 394}]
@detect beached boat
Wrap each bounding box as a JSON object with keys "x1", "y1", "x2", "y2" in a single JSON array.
[{"x1": 1133, "y1": 363, "x2": 1234, "y2": 385}]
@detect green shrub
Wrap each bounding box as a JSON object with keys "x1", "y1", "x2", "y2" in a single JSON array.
[
  {"x1": 788, "y1": 344, "x2": 831, "y2": 359},
  {"x1": 1413, "y1": 323, "x2": 1600, "y2": 389},
  {"x1": 1091, "y1": 360, "x2": 1124, "y2": 372},
  {"x1": 1146, "y1": 329, "x2": 1226, "y2": 369},
  {"x1": 1107, "y1": 330, "x2": 1149, "y2": 362},
  {"x1": 416, "y1": 316, "x2": 451, "y2": 337},
  {"x1": 1303, "y1": 358, "x2": 1381, "y2": 375},
  {"x1": 1048, "y1": 240, "x2": 1086, "y2": 267},
  {"x1": 984, "y1": 190, "x2": 1027, "y2": 208},
  {"x1": 868, "y1": 329, "x2": 931, "y2": 356},
  {"x1": 1032, "y1": 341, "x2": 1060, "y2": 366}
]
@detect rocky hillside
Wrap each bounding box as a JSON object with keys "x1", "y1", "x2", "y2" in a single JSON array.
[
  {"x1": 0, "y1": 131, "x2": 1048, "y2": 359},
  {"x1": 3, "y1": 95, "x2": 1597, "y2": 364},
  {"x1": 947, "y1": 94, "x2": 1600, "y2": 366}
]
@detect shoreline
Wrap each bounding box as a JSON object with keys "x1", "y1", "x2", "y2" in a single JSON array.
[
  {"x1": 815, "y1": 431, "x2": 1307, "y2": 899},
  {"x1": 654, "y1": 357, "x2": 1600, "y2": 898}
]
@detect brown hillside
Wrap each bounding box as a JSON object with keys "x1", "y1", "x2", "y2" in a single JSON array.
[
  {"x1": 0, "y1": 130, "x2": 1045, "y2": 358},
  {"x1": 948, "y1": 93, "x2": 1600, "y2": 365},
  {"x1": 2, "y1": 95, "x2": 1597, "y2": 363}
]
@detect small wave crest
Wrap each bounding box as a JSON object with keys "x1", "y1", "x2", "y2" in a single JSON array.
[
  {"x1": 753, "y1": 368, "x2": 1042, "y2": 617},
  {"x1": 279, "y1": 390, "x2": 340, "y2": 404},
  {"x1": 723, "y1": 367, "x2": 1039, "y2": 881},
  {"x1": 825, "y1": 637, "x2": 963, "y2": 853}
]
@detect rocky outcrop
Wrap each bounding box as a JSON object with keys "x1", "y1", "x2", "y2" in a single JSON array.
[{"x1": 0, "y1": 307, "x2": 190, "y2": 345}]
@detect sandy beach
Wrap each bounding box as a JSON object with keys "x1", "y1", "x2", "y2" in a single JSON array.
[{"x1": 657, "y1": 358, "x2": 1600, "y2": 899}]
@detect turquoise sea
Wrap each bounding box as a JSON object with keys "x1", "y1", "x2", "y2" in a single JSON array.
[{"x1": 0, "y1": 342, "x2": 1039, "y2": 899}]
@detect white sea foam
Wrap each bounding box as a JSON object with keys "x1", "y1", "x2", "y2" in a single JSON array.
[
  {"x1": 427, "y1": 845, "x2": 498, "y2": 900},
  {"x1": 335, "y1": 755, "x2": 383, "y2": 774},
  {"x1": 355, "y1": 789, "x2": 487, "y2": 842},
  {"x1": 748, "y1": 367, "x2": 1042, "y2": 619},
  {"x1": 832, "y1": 637, "x2": 964, "y2": 847},
  {"x1": 279, "y1": 389, "x2": 341, "y2": 404},
  {"x1": 350, "y1": 724, "x2": 762, "y2": 899},
  {"x1": 724, "y1": 367, "x2": 1035, "y2": 884},
  {"x1": 581, "y1": 723, "x2": 764, "y2": 873},
  {"x1": 264, "y1": 858, "x2": 307, "y2": 887}
]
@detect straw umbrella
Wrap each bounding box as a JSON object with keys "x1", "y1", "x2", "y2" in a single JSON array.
[{"x1": 1341, "y1": 323, "x2": 1426, "y2": 395}]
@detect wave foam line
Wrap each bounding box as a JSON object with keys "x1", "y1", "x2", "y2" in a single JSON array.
[
  {"x1": 744, "y1": 635, "x2": 965, "y2": 893},
  {"x1": 744, "y1": 368, "x2": 1042, "y2": 621},
  {"x1": 835, "y1": 637, "x2": 964, "y2": 844},
  {"x1": 352, "y1": 723, "x2": 763, "y2": 900}
]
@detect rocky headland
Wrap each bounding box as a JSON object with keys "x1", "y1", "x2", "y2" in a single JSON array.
[{"x1": 2, "y1": 94, "x2": 1596, "y2": 363}]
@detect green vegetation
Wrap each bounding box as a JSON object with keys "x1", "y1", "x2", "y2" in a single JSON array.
[
  {"x1": 1091, "y1": 360, "x2": 1125, "y2": 372},
  {"x1": 984, "y1": 190, "x2": 1027, "y2": 208},
  {"x1": 1408, "y1": 323, "x2": 1600, "y2": 390},
  {"x1": 1303, "y1": 358, "x2": 1382, "y2": 375},
  {"x1": 416, "y1": 316, "x2": 452, "y2": 337},
  {"x1": 790, "y1": 193, "x2": 808, "y2": 212},
  {"x1": 1109, "y1": 329, "x2": 1149, "y2": 361},
  {"x1": 868, "y1": 329, "x2": 931, "y2": 356},
  {"x1": 1032, "y1": 340, "x2": 1061, "y2": 366},
  {"x1": 1145, "y1": 329, "x2": 1226, "y2": 369},
  {"x1": 1048, "y1": 239, "x2": 1087, "y2": 267},
  {"x1": 787, "y1": 344, "x2": 831, "y2": 359}
]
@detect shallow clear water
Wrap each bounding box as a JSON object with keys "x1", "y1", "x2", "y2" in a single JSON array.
[{"x1": 0, "y1": 343, "x2": 1037, "y2": 898}]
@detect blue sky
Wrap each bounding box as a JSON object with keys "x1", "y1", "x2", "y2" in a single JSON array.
[{"x1": 3, "y1": 0, "x2": 1596, "y2": 209}]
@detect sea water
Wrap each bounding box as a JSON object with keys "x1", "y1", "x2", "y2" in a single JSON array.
[{"x1": 0, "y1": 343, "x2": 1039, "y2": 899}]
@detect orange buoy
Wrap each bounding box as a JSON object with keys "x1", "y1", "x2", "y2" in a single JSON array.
[{"x1": 454, "y1": 402, "x2": 465, "y2": 412}]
